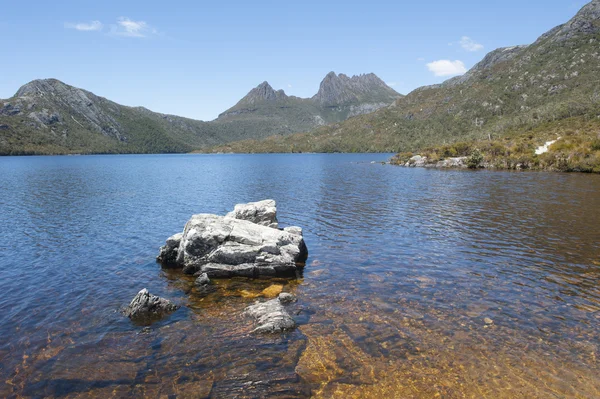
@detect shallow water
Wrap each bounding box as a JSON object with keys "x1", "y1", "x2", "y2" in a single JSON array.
[{"x1": 0, "y1": 153, "x2": 599, "y2": 398}]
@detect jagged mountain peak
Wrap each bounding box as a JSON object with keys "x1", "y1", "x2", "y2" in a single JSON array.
[
  {"x1": 313, "y1": 71, "x2": 399, "y2": 107},
  {"x1": 240, "y1": 81, "x2": 288, "y2": 104},
  {"x1": 217, "y1": 80, "x2": 290, "y2": 117}
]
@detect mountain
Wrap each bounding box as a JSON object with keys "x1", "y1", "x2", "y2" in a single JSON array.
[
  {"x1": 208, "y1": 0, "x2": 600, "y2": 162},
  {"x1": 215, "y1": 73, "x2": 401, "y2": 137},
  {"x1": 0, "y1": 72, "x2": 400, "y2": 155},
  {"x1": 0, "y1": 79, "x2": 224, "y2": 155},
  {"x1": 313, "y1": 72, "x2": 399, "y2": 107}
]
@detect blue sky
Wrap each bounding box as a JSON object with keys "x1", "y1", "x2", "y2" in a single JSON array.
[{"x1": 0, "y1": 0, "x2": 590, "y2": 121}]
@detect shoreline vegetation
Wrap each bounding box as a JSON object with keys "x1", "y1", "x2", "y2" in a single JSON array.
[
  {"x1": 3, "y1": 114, "x2": 600, "y2": 175},
  {"x1": 390, "y1": 116, "x2": 600, "y2": 173}
]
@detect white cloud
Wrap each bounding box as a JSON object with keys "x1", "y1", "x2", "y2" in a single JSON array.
[
  {"x1": 459, "y1": 36, "x2": 484, "y2": 52},
  {"x1": 65, "y1": 21, "x2": 103, "y2": 32},
  {"x1": 417, "y1": 57, "x2": 425, "y2": 61},
  {"x1": 426, "y1": 60, "x2": 467, "y2": 77},
  {"x1": 111, "y1": 17, "x2": 156, "y2": 38},
  {"x1": 288, "y1": 84, "x2": 293, "y2": 88},
  {"x1": 386, "y1": 82, "x2": 397, "y2": 87}
]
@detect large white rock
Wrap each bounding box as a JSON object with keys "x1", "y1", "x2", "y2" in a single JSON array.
[{"x1": 157, "y1": 201, "x2": 308, "y2": 278}]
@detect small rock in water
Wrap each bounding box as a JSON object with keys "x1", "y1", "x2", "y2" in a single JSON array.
[
  {"x1": 484, "y1": 317, "x2": 494, "y2": 325},
  {"x1": 278, "y1": 292, "x2": 296, "y2": 304},
  {"x1": 246, "y1": 297, "x2": 296, "y2": 333},
  {"x1": 195, "y1": 273, "x2": 211, "y2": 286},
  {"x1": 124, "y1": 288, "x2": 179, "y2": 321},
  {"x1": 261, "y1": 284, "x2": 283, "y2": 298}
]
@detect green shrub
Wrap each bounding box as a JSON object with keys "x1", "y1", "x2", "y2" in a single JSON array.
[{"x1": 467, "y1": 149, "x2": 484, "y2": 169}]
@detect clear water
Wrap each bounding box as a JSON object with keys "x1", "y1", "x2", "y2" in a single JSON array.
[{"x1": 0, "y1": 153, "x2": 599, "y2": 398}]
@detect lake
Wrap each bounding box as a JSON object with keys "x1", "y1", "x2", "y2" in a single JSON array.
[{"x1": 0, "y1": 153, "x2": 599, "y2": 398}]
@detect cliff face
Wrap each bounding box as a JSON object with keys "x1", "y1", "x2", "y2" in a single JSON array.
[{"x1": 313, "y1": 72, "x2": 400, "y2": 107}]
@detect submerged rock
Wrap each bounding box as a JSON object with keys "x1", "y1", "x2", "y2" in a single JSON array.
[
  {"x1": 124, "y1": 288, "x2": 179, "y2": 320},
  {"x1": 193, "y1": 272, "x2": 216, "y2": 295},
  {"x1": 261, "y1": 284, "x2": 284, "y2": 298},
  {"x1": 245, "y1": 294, "x2": 297, "y2": 333},
  {"x1": 157, "y1": 200, "x2": 308, "y2": 278},
  {"x1": 278, "y1": 292, "x2": 297, "y2": 304},
  {"x1": 195, "y1": 272, "x2": 211, "y2": 286}
]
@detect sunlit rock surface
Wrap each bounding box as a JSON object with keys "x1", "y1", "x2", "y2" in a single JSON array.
[
  {"x1": 157, "y1": 200, "x2": 308, "y2": 278},
  {"x1": 226, "y1": 199, "x2": 279, "y2": 228}
]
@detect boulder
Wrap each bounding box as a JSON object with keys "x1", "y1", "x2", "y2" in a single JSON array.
[
  {"x1": 124, "y1": 288, "x2": 179, "y2": 320},
  {"x1": 226, "y1": 199, "x2": 279, "y2": 228},
  {"x1": 436, "y1": 157, "x2": 467, "y2": 168},
  {"x1": 245, "y1": 295, "x2": 296, "y2": 333},
  {"x1": 157, "y1": 201, "x2": 308, "y2": 278},
  {"x1": 406, "y1": 155, "x2": 427, "y2": 167}
]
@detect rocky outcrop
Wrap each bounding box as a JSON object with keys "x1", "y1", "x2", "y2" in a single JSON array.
[
  {"x1": 405, "y1": 155, "x2": 428, "y2": 167},
  {"x1": 435, "y1": 157, "x2": 468, "y2": 168},
  {"x1": 547, "y1": 0, "x2": 600, "y2": 42},
  {"x1": 157, "y1": 200, "x2": 308, "y2": 278},
  {"x1": 0, "y1": 103, "x2": 22, "y2": 116},
  {"x1": 124, "y1": 288, "x2": 179, "y2": 320},
  {"x1": 401, "y1": 155, "x2": 468, "y2": 169},
  {"x1": 28, "y1": 109, "x2": 62, "y2": 125},
  {"x1": 313, "y1": 72, "x2": 400, "y2": 107},
  {"x1": 245, "y1": 293, "x2": 297, "y2": 333}
]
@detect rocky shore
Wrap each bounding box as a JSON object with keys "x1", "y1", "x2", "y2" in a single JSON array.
[{"x1": 125, "y1": 200, "x2": 308, "y2": 331}]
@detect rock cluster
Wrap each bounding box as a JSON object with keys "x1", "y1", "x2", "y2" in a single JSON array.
[
  {"x1": 157, "y1": 200, "x2": 308, "y2": 278},
  {"x1": 403, "y1": 155, "x2": 468, "y2": 169}
]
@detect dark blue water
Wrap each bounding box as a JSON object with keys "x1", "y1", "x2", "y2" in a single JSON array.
[{"x1": 0, "y1": 154, "x2": 599, "y2": 398}]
